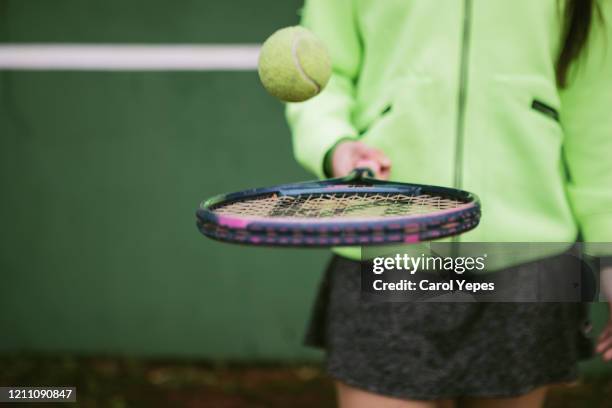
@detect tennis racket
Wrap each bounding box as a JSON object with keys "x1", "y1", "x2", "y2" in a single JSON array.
[{"x1": 196, "y1": 168, "x2": 481, "y2": 247}]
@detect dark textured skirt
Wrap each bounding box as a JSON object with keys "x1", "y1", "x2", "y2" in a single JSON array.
[{"x1": 305, "y1": 255, "x2": 594, "y2": 400}]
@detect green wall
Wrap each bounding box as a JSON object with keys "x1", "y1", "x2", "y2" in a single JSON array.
[
  {"x1": 0, "y1": 69, "x2": 327, "y2": 360},
  {"x1": 0, "y1": 0, "x2": 329, "y2": 361},
  {"x1": 0, "y1": 0, "x2": 610, "y2": 373},
  {"x1": 0, "y1": 0, "x2": 302, "y2": 44}
]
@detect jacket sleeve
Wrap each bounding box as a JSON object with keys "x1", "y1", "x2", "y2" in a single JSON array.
[
  {"x1": 560, "y1": 1, "x2": 612, "y2": 254},
  {"x1": 285, "y1": 0, "x2": 362, "y2": 178}
]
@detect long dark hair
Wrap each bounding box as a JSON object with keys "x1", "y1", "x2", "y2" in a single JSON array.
[{"x1": 557, "y1": 0, "x2": 602, "y2": 87}]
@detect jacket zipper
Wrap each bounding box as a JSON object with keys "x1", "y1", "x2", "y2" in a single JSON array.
[
  {"x1": 454, "y1": 0, "x2": 472, "y2": 189},
  {"x1": 452, "y1": 0, "x2": 473, "y2": 246}
]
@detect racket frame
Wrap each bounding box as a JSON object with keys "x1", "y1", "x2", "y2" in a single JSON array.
[{"x1": 197, "y1": 169, "x2": 481, "y2": 246}]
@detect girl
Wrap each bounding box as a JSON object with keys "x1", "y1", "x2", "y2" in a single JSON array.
[{"x1": 286, "y1": 1, "x2": 612, "y2": 407}]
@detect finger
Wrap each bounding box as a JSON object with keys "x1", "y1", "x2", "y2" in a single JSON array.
[
  {"x1": 353, "y1": 142, "x2": 387, "y2": 160},
  {"x1": 378, "y1": 167, "x2": 391, "y2": 180},
  {"x1": 333, "y1": 144, "x2": 364, "y2": 177},
  {"x1": 596, "y1": 329, "x2": 611, "y2": 346},
  {"x1": 598, "y1": 325, "x2": 612, "y2": 342},
  {"x1": 369, "y1": 148, "x2": 392, "y2": 165},
  {"x1": 335, "y1": 157, "x2": 357, "y2": 177},
  {"x1": 380, "y1": 155, "x2": 392, "y2": 169},
  {"x1": 596, "y1": 333, "x2": 612, "y2": 353},
  {"x1": 360, "y1": 146, "x2": 390, "y2": 162},
  {"x1": 374, "y1": 154, "x2": 391, "y2": 180},
  {"x1": 359, "y1": 148, "x2": 392, "y2": 173},
  {"x1": 604, "y1": 348, "x2": 612, "y2": 362},
  {"x1": 379, "y1": 156, "x2": 392, "y2": 172},
  {"x1": 368, "y1": 153, "x2": 392, "y2": 172},
  {"x1": 352, "y1": 141, "x2": 372, "y2": 155}
]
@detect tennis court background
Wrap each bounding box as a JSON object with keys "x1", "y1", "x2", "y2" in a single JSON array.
[{"x1": 0, "y1": 0, "x2": 609, "y2": 374}]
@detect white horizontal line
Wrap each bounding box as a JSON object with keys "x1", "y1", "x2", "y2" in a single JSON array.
[{"x1": 0, "y1": 44, "x2": 261, "y2": 70}]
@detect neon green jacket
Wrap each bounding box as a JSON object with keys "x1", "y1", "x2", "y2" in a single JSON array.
[{"x1": 286, "y1": 0, "x2": 612, "y2": 260}]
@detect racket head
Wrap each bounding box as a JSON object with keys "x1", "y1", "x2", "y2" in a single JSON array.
[{"x1": 197, "y1": 169, "x2": 481, "y2": 247}]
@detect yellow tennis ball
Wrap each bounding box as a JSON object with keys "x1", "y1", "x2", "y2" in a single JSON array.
[{"x1": 258, "y1": 26, "x2": 331, "y2": 102}]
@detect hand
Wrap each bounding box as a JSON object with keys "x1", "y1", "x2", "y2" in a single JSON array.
[
  {"x1": 597, "y1": 319, "x2": 612, "y2": 361},
  {"x1": 331, "y1": 140, "x2": 391, "y2": 179},
  {"x1": 596, "y1": 266, "x2": 612, "y2": 361}
]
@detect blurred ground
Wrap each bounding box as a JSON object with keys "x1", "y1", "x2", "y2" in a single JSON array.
[{"x1": 0, "y1": 355, "x2": 611, "y2": 408}]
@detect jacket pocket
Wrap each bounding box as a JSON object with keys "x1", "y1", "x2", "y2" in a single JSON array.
[
  {"x1": 485, "y1": 75, "x2": 567, "y2": 218},
  {"x1": 491, "y1": 74, "x2": 562, "y2": 135},
  {"x1": 532, "y1": 99, "x2": 560, "y2": 122}
]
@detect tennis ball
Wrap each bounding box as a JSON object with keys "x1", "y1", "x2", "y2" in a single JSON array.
[{"x1": 258, "y1": 26, "x2": 331, "y2": 102}]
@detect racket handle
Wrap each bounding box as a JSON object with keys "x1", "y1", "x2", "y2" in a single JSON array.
[{"x1": 348, "y1": 167, "x2": 376, "y2": 180}]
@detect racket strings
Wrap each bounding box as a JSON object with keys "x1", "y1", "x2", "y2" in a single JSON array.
[{"x1": 212, "y1": 193, "x2": 465, "y2": 219}]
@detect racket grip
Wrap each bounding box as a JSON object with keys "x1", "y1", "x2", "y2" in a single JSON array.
[{"x1": 348, "y1": 167, "x2": 376, "y2": 180}]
